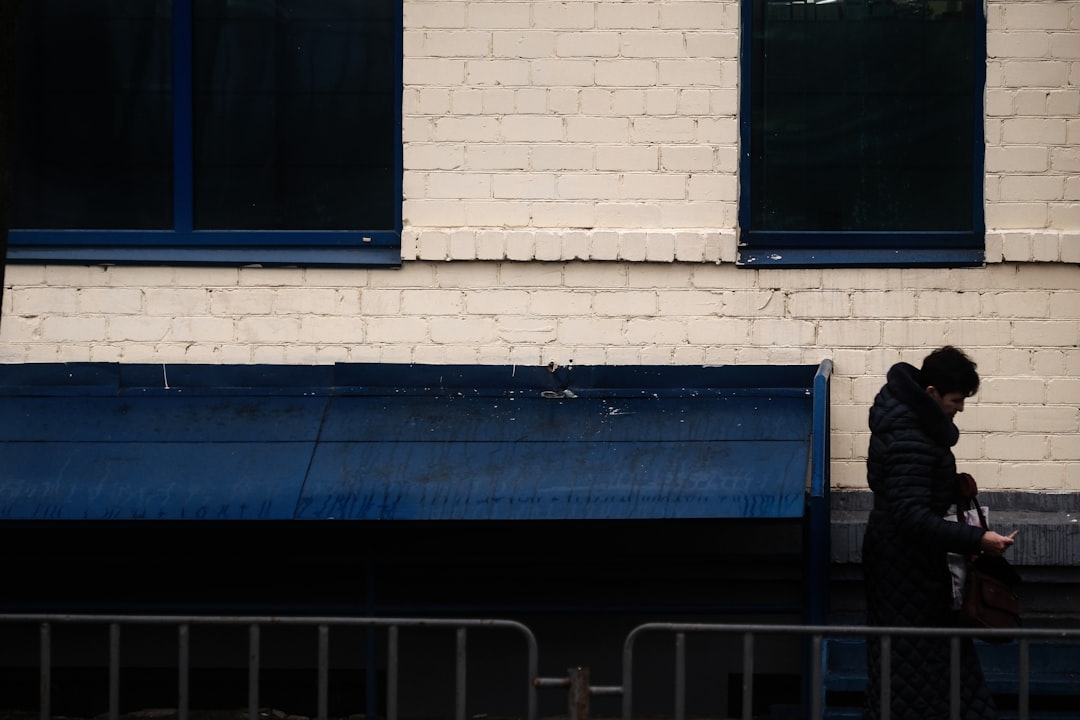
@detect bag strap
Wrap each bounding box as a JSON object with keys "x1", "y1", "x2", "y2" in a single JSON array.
[{"x1": 957, "y1": 494, "x2": 990, "y2": 530}]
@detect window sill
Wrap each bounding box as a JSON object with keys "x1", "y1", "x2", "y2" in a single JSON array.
[
  {"x1": 6, "y1": 230, "x2": 402, "y2": 268},
  {"x1": 737, "y1": 246, "x2": 985, "y2": 268}
]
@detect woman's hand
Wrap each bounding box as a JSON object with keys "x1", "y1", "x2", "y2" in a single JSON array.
[{"x1": 980, "y1": 530, "x2": 1017, "y2": 557}]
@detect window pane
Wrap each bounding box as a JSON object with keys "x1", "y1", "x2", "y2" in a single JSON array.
[
  {"x1": 750, "y1": 0, "x2": 977, "y2": 233},
  {"x1": 193, "y1": 0, "x2": 396, "y2": 230},
  {"x1": 11, "y1": 0, "x2": 173, "y2": 230}
]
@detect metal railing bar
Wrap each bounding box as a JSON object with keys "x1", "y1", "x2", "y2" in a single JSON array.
[
  {"x1": 810, "y1": 634, "x2": 822, "y2": 720},
  {"x1": 589, "y1": 684, "x2": 621, "y2": 696},
  {"x1": 674, "y1": 632, "x2": 685, "y2": 720},
  {"x1": 248, "y1": 624, "x2": 260, "y2": 720},
  {"x1": 317, "y1": 624, "x2": 329, "y2": 720},
  {"x1": 880, "y1": 634, "x2": 890, "y2": 720},
  {"x1": 109, "y1": 622, "x2": 120, "y2": 720},
  {"x1": 179, "y1": 623, "x2": 190, "y2": 720},
  {"x1": 0, "y1": 613, "x2": 510, "y2": 628},
  {"x1": 623, "y1": 621, "x2": 1080, "y2": 641},
  {"x1": 567, "y1": 667, "x2": 588, "y2": 720},
  {"x1": 456, "y1": 627, "x2": 467, "y2": 720},
  {"x1": 1019, "y1": 638, "x2": 1029, "y2": 720},
  {"x1": 387, "y1": 625, "x2": 399, "y2": 720},
  {"x1": 620, "y1": 636, "x2": 633, "y2": 720},
  {"x1": 38, "y1": 622, "x2": 50, "y2": 720},
  {"x1": 949, "y1": 635, "x2": 960, "y2": 720},
  {"x1": 525, "y1": 628, "x2": 538, "y2": 720},
  {"x1": 741, "y1": 632, "x2": 753, "y2": 720}
]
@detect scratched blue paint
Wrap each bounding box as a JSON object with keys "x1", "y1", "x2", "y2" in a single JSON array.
[
  {"x1": 0, "y1": 442, "x2": 310, "y2": 520},
  {"x1": 299, "y1": 439, "x2": 809, "y2": 520},
  {"x1": 0, "y1": 362, "x2": 825, "y2": 522},
  {"x1": 1, "y1": 396, "x2": 326, "y2": 441},
  {"x1": 319, "y1": 395, "x2": 811, "y2": 443}
]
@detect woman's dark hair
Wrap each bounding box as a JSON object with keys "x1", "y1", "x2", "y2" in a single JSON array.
[{"x1": 920, "y1": 345, "x2": 980, "y2": 397}]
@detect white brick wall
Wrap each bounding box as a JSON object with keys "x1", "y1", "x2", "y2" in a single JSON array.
[
  {"x1": 984, "y1": 0, "x2": 1080, "y2": 257},
  {"x1": 401, "y1": 0, "x2": 1079, "y2": 262},
  {"x1": 1, "y1": 1, "x2": 1078, "y2": 493},
  {"x1": 403, "y1": 0, "x2": 740, "y2": 247}
]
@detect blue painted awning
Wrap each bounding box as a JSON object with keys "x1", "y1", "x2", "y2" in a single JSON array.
[{"x1": 0, "y1": 362, "x2": 832, "y2": 522}]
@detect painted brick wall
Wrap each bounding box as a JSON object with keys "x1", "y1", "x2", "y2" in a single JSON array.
[
  {"x1": 402, "y1": 0, "x2": 741, "y2": 259},
  {"x1": 1, "y1": 1, "x2": 1078, "y2": 494},
  {"x1": 985, "y1": 0, "x2": 1080, "y2": 255},
  {"x1": 400, "y1": 0, "x2": 1080, "y2": 263}
]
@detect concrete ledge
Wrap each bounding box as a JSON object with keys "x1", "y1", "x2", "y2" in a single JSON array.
[
  {"x1": 401, "y1": 228, "x2": 738, "y2": 263},
  {"x1": 830, "y1": 490, "x2": 1080, "y2": 567}
]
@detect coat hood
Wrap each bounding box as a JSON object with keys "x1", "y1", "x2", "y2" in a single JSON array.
[{"x1": 869, "y1": 361, "x2": 960, "y2": 448}]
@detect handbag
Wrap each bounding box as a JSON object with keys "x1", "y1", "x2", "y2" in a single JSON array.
[{"x1": 958, "y1": 497, "x2": 1022, "y2": 639}]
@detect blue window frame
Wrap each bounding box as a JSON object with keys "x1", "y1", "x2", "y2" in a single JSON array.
[
  {"x1": 8, "y1": 0, "x2": 402, "y2": 267},
  {"x1": 739, "y1": 0, "x2": 985, "y2": 267}
]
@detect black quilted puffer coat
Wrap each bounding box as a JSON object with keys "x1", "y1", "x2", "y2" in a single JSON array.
[{"x1": 862, "y1": 362, "x2": 995, "y2": 720}]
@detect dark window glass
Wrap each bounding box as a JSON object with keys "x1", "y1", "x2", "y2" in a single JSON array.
[
  {"x1": 12, "y1": 1, "x2": 173, "y2": 229},
  {"x1": 9, "y1": 0, "x2": 400, "y2": 265},
  {"x1": 742, "y1": 0, "x2": 983, "y2": 262},
  {"x1": 193, "y1": 0, "x2": 396, "y2": 230}
]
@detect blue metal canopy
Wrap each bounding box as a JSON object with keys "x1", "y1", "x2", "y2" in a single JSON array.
[{"x1": 0, "y1": 362, "x2": 832, "y2": 523}]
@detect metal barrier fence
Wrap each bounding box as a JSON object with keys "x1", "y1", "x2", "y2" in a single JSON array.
[
  {"x1": 0, "y1": 614, "x2": 540, "y2": 720},
  {"x1": 2, "y1": 615, "x2": 1078, "y2": 720},
  {"x1": 621, "y1": 622, "x2": 1080, "y2": 720}
]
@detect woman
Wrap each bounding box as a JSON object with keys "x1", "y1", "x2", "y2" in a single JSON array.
[{"x1": 862, "y1": 346, "x2": 1015, "y2": 720}]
